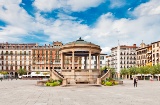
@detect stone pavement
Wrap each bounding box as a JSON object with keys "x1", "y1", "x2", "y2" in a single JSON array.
[{"x1": 0, "y1": 79, "x2": 160, "y2": 105}]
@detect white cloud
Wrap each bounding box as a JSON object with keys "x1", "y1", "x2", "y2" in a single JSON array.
[
  {"x1": 133, "y1": 0, "x2": 160, "y2": 16},
  {"x1": 109, "y1": 0, "x2": 126, "y2": 8},
  {"x1": 33, "y1": 0, "x2": 60, "y2": 12},
  {"x1": 33, "y1": 0, "x2": 104, "y2": 12},
  {"x1": 1, "y1": 0, "x2": 160, "y2": 54},
  {"x1": 101, "y1": 47, "x2": 111, "y2": 54},
  {"x1": 66, "y1": 0, "x2": 104, "y2": 12}
]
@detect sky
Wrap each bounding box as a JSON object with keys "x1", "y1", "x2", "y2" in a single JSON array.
[{"x1": 0, "y1": 0, "x2": 160, "y2": 54}]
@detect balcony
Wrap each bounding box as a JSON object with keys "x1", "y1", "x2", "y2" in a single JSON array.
[
  {"x1": 36, "y1": 62, "x2": 45, "y2": 64},
  {"x1": 147, "y1": 50, "x2": 152, "y2": 54}
]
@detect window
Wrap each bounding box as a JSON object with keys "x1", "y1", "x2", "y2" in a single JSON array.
[
  {"x1": 100, "y1": 61, "x2": 102, "y2": 64},
  {"x1": 91, "y1": 56, "x2": 94, "y2": 60},
  {"x1": 46, "y1": 67, "x2": 48, "y2": 69},
  {"x1": 100, "y1": 56, "x2": 104, "y2": 60}
]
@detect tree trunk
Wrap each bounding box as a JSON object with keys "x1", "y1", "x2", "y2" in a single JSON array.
[{"x1": 129, "y1": 75, "x2": 130, "y2": 80}]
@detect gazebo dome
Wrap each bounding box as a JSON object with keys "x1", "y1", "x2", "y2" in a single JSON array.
[{"x1": 65, "y1": 37, "x2": 97, "y2": 46}]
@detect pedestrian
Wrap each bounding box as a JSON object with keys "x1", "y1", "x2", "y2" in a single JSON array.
[
  {"x1": 133, "y1": 77, "x2": 138, "y2": 87},
  {"x1": 150, "y1": 77, "x2": 153, "y2": 81}
]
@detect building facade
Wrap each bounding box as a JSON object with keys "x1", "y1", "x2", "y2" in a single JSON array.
[
  {"x1": 151, "y1": 41, "x2": 160, "y2": 66},
  {"x1": 81, "y1": 54, "x2": 107, "y2": 69},
  {"x1": 110, "y1": 44, "x2": 137, "y2": 73},
  {"x1": 136, "y1": 42, "x2": 152, "y2": 67},
  {"x1": 31, "y1": 42, "x2": 62, "y2": 76},
  {"x1": 0, "y1": 42, "x2": 36, "y2": 77},
  {"x1": 106, "y1": 55, "x2": 112, "y2": 67}
]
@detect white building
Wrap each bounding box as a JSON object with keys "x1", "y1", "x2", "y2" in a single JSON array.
[
  {"x1": 110, "y1": 44, "x2": 137, "y2": 73},
  {"x1": 81, "y1": 54, "x2": 107, "y2": 69},
  {"x1": 106, "y1": 55, "x2": 112, "y2": 67},
  {"x1": 0, "y1": 43, "x2": 36, "y2": 77}
]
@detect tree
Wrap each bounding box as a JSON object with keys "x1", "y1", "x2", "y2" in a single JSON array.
[
  {"x1": 35, "y1": 71, "x2": 40, "y2": 79},
  {"x1": 43, "y1": 72, "x2": 49, "y2": 79},
  {"x1": 17, "y1": 68, "x2": 27, "y2": 76},
  {"x1": 149, "y1": 65, "x2": 158, "y2": 79},
  {"x1": 120, "y1": 68, "x2": 128, "y2": 79},
  {"x1": 156, "y1": 64, "x2": 160, "y2": 81},
  {"x1": 110, "y1": 68, "x2": 116, "y2": 79},
  {"x1": 129, "y1": 66, "x2": 138, "y2": 78},
  {"x1": 100, "y1": 66, "x2": 108, "y2": 75},
  {"x1": 0, "y1": 71, "x2": 8, "y2": 79}
]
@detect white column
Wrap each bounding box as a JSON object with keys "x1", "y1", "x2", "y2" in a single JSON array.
[
  {"x1": 85, "y1": 56, "x2": 87, "y2": 69},
  {"x1": 97, "y1": 54, "x2": 100, "y2": 69},
  {"x1": 77, "y1": 57, "x2": 79, "y2": 69},
  {"x1": 61, "y1": 52, "x2": 64, "y2": 70},
  {"x1": 95, "y1": 55, "x2": 97, "y2": 69},
  {"x1": 72, "y1": 51, "x2": 74, "y2": 70},
  {"x1": 89, "y1": 51, "x2": 91, "y2": 70}
]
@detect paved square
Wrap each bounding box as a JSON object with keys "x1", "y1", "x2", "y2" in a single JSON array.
[{"x1": 0, "y1": 79, "x2": 160, "y2": 105}]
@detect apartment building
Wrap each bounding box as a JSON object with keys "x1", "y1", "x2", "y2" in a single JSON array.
[
  {"x1": 136, "y1": 42, "x2": 152, "y2": 67},
  {"x1": 151, "y1": 41, "x2": 160, "y2": 65},
  {"x1": 0, "y1": 42, "x2": 37, "y2": 77},
  {"x1": 81, "y1": 54, "x2": 107, "y2": 69},
  {"x1": 106, "y1": 55, "x2": 112, "y2": 67},
  {"x1": 110, "y1": 44, "x2": 137, "y2": 73},
  {"x1": 31, "y1": 41, "x2": 63, "y2": 76}
]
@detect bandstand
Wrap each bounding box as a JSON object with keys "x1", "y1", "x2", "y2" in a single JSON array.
[{"x1": 51, "y1": 37, "x2": 102, "y2": 85}]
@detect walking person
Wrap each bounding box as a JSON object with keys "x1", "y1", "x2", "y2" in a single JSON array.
[{"x1": 133, "y1": 77, "x2": 138, "y2": 87}]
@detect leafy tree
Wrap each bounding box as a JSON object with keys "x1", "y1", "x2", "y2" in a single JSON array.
[
  {"x1": 17, "y1": 68, "x2": 27, "y2": 76},
  {"x1": 43, "y1": 72, "x2": 49, "y2": 78},
  {"x1": 129, "y1": 67, "x2": 138, "y2": 75},
  {"x1": 120, "y1": 68, "x2": 128, "y2": 79},
  {"x1": 149, "y1": 65, "x2": 157, "y2": 79},
  {"x1": 35, "y1": 71, "x2": 40, "y2": 79},
  {"x1": 110, "y1": 68, "x2": 116, "y2": 78}
]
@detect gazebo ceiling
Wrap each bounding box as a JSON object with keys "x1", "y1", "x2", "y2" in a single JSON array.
[{"x1": 64, "y1": 51, "x2": 99, "y2": 56}]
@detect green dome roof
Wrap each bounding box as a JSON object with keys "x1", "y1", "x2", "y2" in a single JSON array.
[{"x1": 65, "y1": 37, "x2": 95, "y2": 45}]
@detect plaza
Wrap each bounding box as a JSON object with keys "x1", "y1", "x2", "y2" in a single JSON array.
[{"x1": 0, "y1": 80, "x2": 160, "y2": 105}]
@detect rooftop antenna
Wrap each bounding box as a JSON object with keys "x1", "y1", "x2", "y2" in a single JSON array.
[{"x1": 118, "y1": 40, "x2": 120, "y2": 46}]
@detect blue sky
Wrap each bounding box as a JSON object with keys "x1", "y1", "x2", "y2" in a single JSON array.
[{"x1": 0, "y1": 0, "x2": 160, "y2": 53}]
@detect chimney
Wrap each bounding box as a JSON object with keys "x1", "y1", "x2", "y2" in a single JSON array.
[{"x1": 133, "y1": 44, "x2": 136, "y2": 47}]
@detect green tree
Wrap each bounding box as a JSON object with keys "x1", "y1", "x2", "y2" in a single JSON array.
[
  {"x1": 43, "y1": 72, "x2": 49, "y2": 79},
  {"x1": 129, "y1": 66, "x2": 138, "y2": 78},
  {"x1": 149, "y1": 65, "x2": 158, "y2": 79},
  {"x1": 35, "y1": 71, "x2": 40, "y2": 79},
  {"x1": 17, "y1": 68, "x2": 27, "y2": 76},
  {"x1": 110, "y1": 68, "x2": 116, "y2": 79},
  {"x1": 100, "y1": 66, "x2": 107, "y2": 71},
  {"x1": 120, "y1": 68, "x2": 128, "y2": 79},
  {"x1": 0, "y1": 71, "x2": 8, "y2": 79},
  {"x1": 156, "y1": 64, "x2": 160, "y2": 81}
]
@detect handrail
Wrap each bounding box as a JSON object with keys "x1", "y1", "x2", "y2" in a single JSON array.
[{"x1": 52, "y1": 69, "x2": 64, "y2": 79}]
